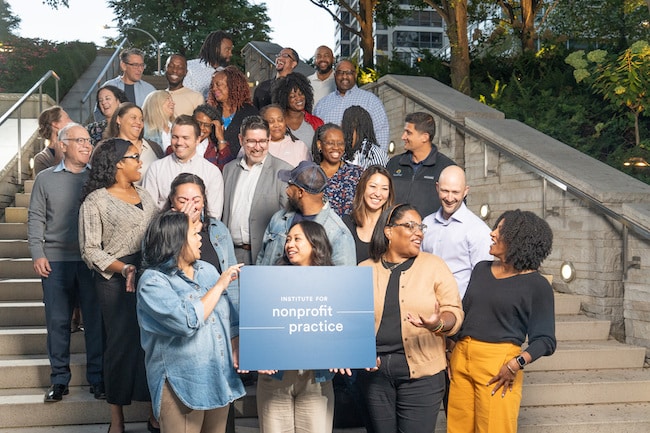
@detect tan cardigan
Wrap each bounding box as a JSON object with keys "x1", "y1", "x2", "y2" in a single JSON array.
[{"x1": 360, "y1": 252, "x2": 464, "y2": 378}]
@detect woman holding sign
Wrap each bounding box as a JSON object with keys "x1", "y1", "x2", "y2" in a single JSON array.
[
  {"x1": 256, "y1": 220, "x2": 337, "y2": 433},
  {"x1": 137, "y1": 211, "x2": 245, "y2": 433},
  {"x1": 359, "y1": 203, "x2": 464, "y2": 433}
]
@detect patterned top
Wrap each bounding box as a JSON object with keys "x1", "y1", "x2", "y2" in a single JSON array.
[
  {"x1": 86, "y1": 120, "x2": 108, "y2": 146},
  {"x1": 323, "y1": 162, "x2": 363, "y2": 217},
  {"x1": 79, "y1": 186, "x2": 158, "y2": 279},
  {"x1": 348, "y1": 137, "x2": 389, "y2": 169}
]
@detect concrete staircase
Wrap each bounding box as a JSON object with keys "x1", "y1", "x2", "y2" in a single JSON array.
[{"x1": 1, "y1": 183, "x2": 649, "y2": 431}]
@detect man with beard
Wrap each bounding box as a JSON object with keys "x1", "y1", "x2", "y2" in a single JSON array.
[
  {"x1": 314, "y1": 59, "x2": 390, "y2": 152},
  {"x1": 222, "y1": 115, "x2": 292, "y2": 264},
  {"x1": 184, "y1": 30, "x2": 234, "y2": 99},
  {"x1": 165, "y1": 54, "x2": 204, "y2": 117},
  {"x1": 256, "y1": 160, "x2": 356, "y2": 266},
  {"x1": 253, "y1": 47, "x2": 299, "y2": 110},
  {"x1": 308, "y1": 46, "x2": 336, "y2": 106}
]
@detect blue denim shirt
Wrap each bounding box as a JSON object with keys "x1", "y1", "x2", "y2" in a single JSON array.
[
  {"x1": 137, "y1": 260, "x2": 245, "y2": 419},
  {"x1": 255, "y1": 202, "x2": 357, "y2": 266}
]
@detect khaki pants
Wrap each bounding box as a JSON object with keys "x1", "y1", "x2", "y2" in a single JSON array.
[
  {"x1": 159, "y1": 381, "x2": 229, "y2": 433},
  {"x1": 256, "y1": 370, "x2": 334, "y2": 433},
  {"x1": 447, "y1": 338, "x2": 524, "y2": 433}
]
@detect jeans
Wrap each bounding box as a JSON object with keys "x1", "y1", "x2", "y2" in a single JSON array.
[
  {"x1": 359, "y1": 353, "x2": 445, "y2": 433},
  {"x1": 42, "y1": 261, "x2": 102, "y2": 385}
]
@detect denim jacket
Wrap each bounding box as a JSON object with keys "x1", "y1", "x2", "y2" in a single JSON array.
[
  {"x1": 207, "y1": 217, "x2": 240, "y2": 337},
  {"x1": 255, "y1": 202, "x2": 357, "y2": 266},
  {"x1": 137, "y1": 260, "x2": 245, "y2": 418}
]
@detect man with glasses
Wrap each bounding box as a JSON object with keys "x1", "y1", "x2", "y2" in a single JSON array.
[
  {"x1": 314, "y1": 59, "x2": 390, "y2": 152},
  {"x1": 95, "y1": 48, "x2": 156, "y2": 121},
  {"x1": 253, "y1": 47, "x2": 300, "y2": 110},
  {"x1": 142, "y1": 115, "x2": 224, "y2": 218},
  {"x1": 222, "y1": 115, "x2": 292, "y2": 264},
  {"x1": 28, "y1": 123, "x2": 104, "y2": 403}
]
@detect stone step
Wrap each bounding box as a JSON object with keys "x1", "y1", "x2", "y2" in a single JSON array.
[
  {"x1": 4, "y1": 208, "x2": 27, "y2": 224},
  {"x1": 554, "y1": 314, "x2": 611, "y2": 341},
  {"x1": 528, "y1": 339, "x2": 647, "y2": 371},
  {"x1": 23, "y1": 180, "x2": 34, "y2": 194},
  {"x1": 0, "y1": 259, "x2": 37, "y2": 279},
  {"x1": 554, "y1": 292, "x2": 582, "y2": 315},
  {"x1": 14, "y1": 193, "x2": 30, "y2": 208},
  {"x1": 0, "y1": 240, "x2": 30, "y2": 258},
  {"x1": 0, "y1": 327, "x2": 86, "y2": 356},
  {"x1": 0, "y1": 302, "x2": 45, "y2": 327},
  {"x1": 0, "y1": 279, "x2": 42, "y2": 302},
  {"x1": 0, "y1": 223, "x2": 27, "y2": 240},
  {"x1": 521, "y1": 368, "x2": 650, "y2": 406},
  {"x1": 0, "y1": 354, "x2": 88, "y2": 389}
]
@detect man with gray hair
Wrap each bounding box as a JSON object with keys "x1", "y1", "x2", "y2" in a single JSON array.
[
  {"x1": 95, "y1": 47, "x2": 156, "y2": 121},
  {"x1": 28, "y1": 123, "x2": 104, "y2": 402}
]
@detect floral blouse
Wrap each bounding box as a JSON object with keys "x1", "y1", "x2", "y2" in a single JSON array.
[{"x1": 323, "y1": 162, "x2": 363, "y2": 217}]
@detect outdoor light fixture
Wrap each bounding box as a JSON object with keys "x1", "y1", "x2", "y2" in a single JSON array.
[
  {"x1": 623, "y1": 157, "x2": 649, "y2": 168},
  {"x1": 388, "y1": 141, "x2": 395, "y2": 154},
  {"x1": 560, "y1": 261, "x2": 576, "y2": 283},
  {"x1": 479, "y1": 204, "x2": 491, "y2": 220},
  {"x1": 103, "y1": 25, "x2": 161, "y2": 75}
]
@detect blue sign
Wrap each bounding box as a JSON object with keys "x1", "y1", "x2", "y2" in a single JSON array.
[{"x1": 239, "y1": 266, "x2": 376, "y2": 371}]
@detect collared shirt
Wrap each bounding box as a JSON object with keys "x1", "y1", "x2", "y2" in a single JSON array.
[
  {"x1": 184, "y1": 59, "x2": 223, "y2": 99},
  {"x1": 137, "y1": 260, "x2": 245, "y2": 419},
  {"x1": 308, "y1": 71, "x2": 336, "y2": 106},
  {"x1": 142, "y1": 152, "x2": 225, "y2": 219},
  {"x1": 313, "y1": 85, "x2": 390, "y2": 152},
  {"x1": 229, "y1": 157, "x2": 266, "y2": 245},
  {"x1": 421, "y1": 203, "x2": 493, "y2": 298}
]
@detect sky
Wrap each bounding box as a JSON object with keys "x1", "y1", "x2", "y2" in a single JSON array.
[{"x1": 5, "y1": 0, "x2": 336, "y2": 62}]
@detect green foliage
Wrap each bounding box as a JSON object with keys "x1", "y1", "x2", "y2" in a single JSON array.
[
  {"x1": 0, "y1": 0, "x2": 20, "y2": 40},
  {"x1": 107, "y1": 0, "x2": 271, "y2": 70},
  {"x1": 0, "y1": 36, "x2": 96, "y2": 99},
  {"x1": 41, "y1": 0, "x2": 69, "y2": 8}
]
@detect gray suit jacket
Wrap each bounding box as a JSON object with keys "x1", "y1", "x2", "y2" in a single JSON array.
[{"x1": 222, "y1": 154, "x2": 291, "y2": 261}]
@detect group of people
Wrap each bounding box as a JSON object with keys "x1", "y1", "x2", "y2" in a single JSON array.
[{"x1": 27, "y1": 29, "x2": 557, "y2": 433}]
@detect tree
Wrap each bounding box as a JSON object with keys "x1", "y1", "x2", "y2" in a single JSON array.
[
  {"x1": 307, "y1": 0, "x2": 409, "y2": 68},
  {"x1": 107, "y1": 0, "x2": 270, "y2": 66},
  {"x1": 566, "y1": 41, "x2": 650, "y2": 146},
  {"x1": 0, "y1": 0, "x2": 20, "y2": 40},
  {"x1": 41, "y1": 0, "x2": 68, "y2": 8}
]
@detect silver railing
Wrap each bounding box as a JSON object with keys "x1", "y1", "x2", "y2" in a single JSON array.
[{"x1": 0, "y1": 70, "x2": 60, "y2": 184}]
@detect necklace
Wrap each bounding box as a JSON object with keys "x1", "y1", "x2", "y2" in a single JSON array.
[{"x1": 381, "y1": 255, "x2": 405, "y2": 272}]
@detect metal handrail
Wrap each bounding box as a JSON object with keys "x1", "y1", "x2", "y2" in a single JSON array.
[
  {"x1": 78, "y1": 37, "x2": 129, "y2": 123},
  {"x1": 0, "y1": 70, "x2": 60, "y2": 184}
]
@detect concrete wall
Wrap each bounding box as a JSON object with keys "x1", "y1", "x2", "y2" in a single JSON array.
[{"x1": 369, "y1": 75, "x2": 650, "y2": 352}]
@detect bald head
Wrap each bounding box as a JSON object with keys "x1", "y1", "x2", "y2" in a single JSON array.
[{"x1": 436, "y1": 165, "x2": 469, "y2": 219}]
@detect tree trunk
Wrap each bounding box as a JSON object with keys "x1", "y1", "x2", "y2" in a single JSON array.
[
  {"x1": 447, "y1": 0, "x2": 471, "y2": 95},
  {"x1": 359, "y1": 0, "x2": 375, "y2": 69},
  {"x1": 521, "y1": 0, "x2": 536, "y2": 51}
]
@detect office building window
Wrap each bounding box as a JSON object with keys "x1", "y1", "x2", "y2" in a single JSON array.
[
  {"x1": 376, "y1": 34, "x2": 388, "y2": 51},
  {"x1": 394, "y1": 31, "x2": 442, "y2": 48}
]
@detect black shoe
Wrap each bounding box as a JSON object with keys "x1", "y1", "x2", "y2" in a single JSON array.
[
  {"x1": 147, "y1": 419, "x2": 160, "y2": 433},
  {"x1": 44, "y1": 384, "x2": 68, "y2": 402},
  {"x1": 90, "y1": 382, "x2": 106, "y2": 400}
]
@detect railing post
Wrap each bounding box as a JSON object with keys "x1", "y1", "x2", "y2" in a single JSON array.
[{"x1": 17, "y1": 106, "x2": 22, "y2": 184}]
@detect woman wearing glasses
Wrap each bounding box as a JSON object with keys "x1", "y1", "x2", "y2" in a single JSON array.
[
  {"x1": 79, "y1": 138, "x2": 159, "y2": 433},
  {"x1": 312, "y1": 123, "x2": 363, "y2": 217},
  {"x1": 359, "y1": 203, "x2": 463, "y2": 433}
]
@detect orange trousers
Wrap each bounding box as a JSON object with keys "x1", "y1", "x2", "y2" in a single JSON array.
[{"x1": 447, "y1": 337, "x2": 524, "y2": 433}]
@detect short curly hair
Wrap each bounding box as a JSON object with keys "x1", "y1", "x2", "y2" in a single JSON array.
[
  {"x1": 207, "y1": 65, "x2": 251, "y2": 111},
  {"x1": 81, "y1": 138, "x2": 132, "y2": 201},
  {"x1": 494, "y1": 209, "x2": 553, "y2": 271},
  {"x1": 271, "y1": 72, "x2": 315, "y2": 113}
]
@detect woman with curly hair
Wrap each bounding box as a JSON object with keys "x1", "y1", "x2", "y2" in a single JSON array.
[
  {"x1": 272, "y1": 72, "x2": 323, "y2": 146},
  {"x1": 79, "y1": 138, "x2": 159, "y2": 433},
  {"x1": 207, "y1": 65, "x2": 258, "y2": 156},
  {"x1": 447, "y1": 209, "x2": 556, "y2": 433},
  {"x1": 142, "y1": 90, "x2": 176, "y2": 153},
  {"x1": 312, "y1": 123, "x2": 362, "y2": 217},
  {"x1": 341, "y1": 105, "x2": 389, "y2": 169}
]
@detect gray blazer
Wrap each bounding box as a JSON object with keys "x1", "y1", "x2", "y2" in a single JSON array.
[{"x1": 222, "y1": 154, "x2": 291, "y2": 261}]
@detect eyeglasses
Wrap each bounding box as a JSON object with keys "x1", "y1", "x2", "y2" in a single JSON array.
[
  {"x1": 388, "y1": 221, "x2": 428, "y2": 234},
  {"x1": 275, "y1": 53, "x2": 296, "y2": 62},
  {"x1": 335, "y1": 70, "x2": 355, "y2": 77},
  {"x1": 122, "y1": 153, "x2": 141, "y2": 161},
  {"x1": 124, "y1": 62, "x2": 146, "y2": 69},
  {"x1": 244, "y1": 139, "x2": 269, "y2": 147},
  {"x1": 321, "y1": 141, "x2": 345, "y2": 149},
  {"x1": 62, "y1": 137, "x2": 92, "y2": 145},
  {"x1": 196, "y1": 120, "x2": 213, "y2": 129}
]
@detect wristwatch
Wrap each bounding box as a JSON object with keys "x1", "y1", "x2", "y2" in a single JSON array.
[{"x1": 515, "y1": 355, "x2": 527, "y2": 369}]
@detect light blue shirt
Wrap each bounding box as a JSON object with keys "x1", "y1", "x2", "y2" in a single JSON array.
[
  {"x1": 137, "y1": 260, "x2": 245, "y2": 419},
  {"x1": 421, "y1": 203, "x2": 493, "y2": 298},
  {"x1": 313, "y1": 85, "x2": 390, "y2": 152}
]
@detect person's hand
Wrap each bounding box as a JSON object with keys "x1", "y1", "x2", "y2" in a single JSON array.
[
  {"x1": 257, "y1": 370, "x2": 279, "y2": 375},
  {"x1": 218, "y1": 264, "x2": 244, "y2": 287},
  {"x1": 365, "y1": 356, "x2": 381, "y2": 372},
  {"x1": 33, "y1": 257, "x2": 51, "y2": 278},
  {"x1": 406, "y1": 300, "x2": 442, "y2": 331},
  {"x1": 124, "y1": 264, "x2": 136, "y2": 293},
  {"x1": 330, "y1": 368, "x2": 353, "y2": 376},
  {"x1": 173, "y1": 200, "x2": 201, "y2": 223},
  {"x1": 487, "y1": 362, "x2": 518, "y2": 398},
  {"x1": 445, "y1": 338, "x2": 455, "y2": 379},
  {"x1": 231, "y1": 336, "x2": 239, "y2": 370},
  {"x1": 214, "y1": 121, "x2": 226, "y2": 146}
]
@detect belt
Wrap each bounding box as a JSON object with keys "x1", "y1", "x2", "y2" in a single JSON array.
[{"x1": 235, "y1": 244, "x2": 251, "y2": 251}]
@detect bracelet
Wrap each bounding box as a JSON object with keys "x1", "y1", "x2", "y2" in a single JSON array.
[
  {"x1": 121, "y1": 264, "x2": 134, "y2": 278},
  {"x1": 431, "y1": 319, "x2": 445, "y2": 334},
  {"x1": 506, "y1": 363, "x2": 517, "y2": 375},
  {"x1": 218, "y1": 139, "x2": 228, "y2": 145}
]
